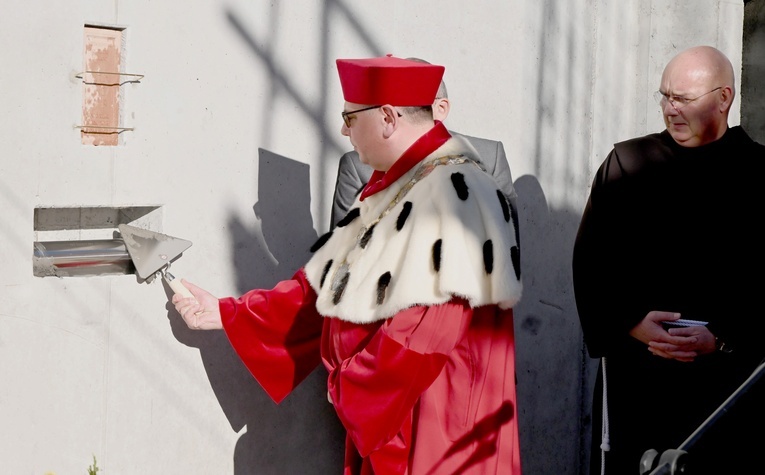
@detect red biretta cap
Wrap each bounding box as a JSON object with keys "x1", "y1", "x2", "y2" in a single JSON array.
[{"x1": 336, "y1": 54, "x2": 445, "y2": 106}]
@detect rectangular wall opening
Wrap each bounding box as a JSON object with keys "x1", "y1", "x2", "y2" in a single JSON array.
[{"x1": 33, "y1": 206, "x2": 161, "y2": 277}]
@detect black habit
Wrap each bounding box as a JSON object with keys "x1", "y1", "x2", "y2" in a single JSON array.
[{"x1": 573, "y1": 126, "x2": 765, "y2": 475}]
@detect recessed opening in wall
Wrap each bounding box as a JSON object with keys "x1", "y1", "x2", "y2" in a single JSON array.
[
  {"x1": 81, "y1": 25, "x2": 125, "y2": 146},
  {"x1": 33, "y1": 206, "x2": 161, "y2": 277}
]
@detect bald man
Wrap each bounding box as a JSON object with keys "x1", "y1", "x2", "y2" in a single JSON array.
[{"x1": 573, "y1": 46, "x2": 765, "y2": 475}]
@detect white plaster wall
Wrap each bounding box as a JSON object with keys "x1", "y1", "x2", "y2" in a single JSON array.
[{"x1": 0, "y1": 1, "x2": 743, "y2": 474}]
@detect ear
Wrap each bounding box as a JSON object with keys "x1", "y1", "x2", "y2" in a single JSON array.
[
  {"x1": 380, "y1": 104, "x2": 399, "y2": 138},
  {"x1": 719, "y1": 85, "x2": 734, "y2": 112},
  {"x1": 433, "y1": 97, "x2": 451, "y2": 121}
]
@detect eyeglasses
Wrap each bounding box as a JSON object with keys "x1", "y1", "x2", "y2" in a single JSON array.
[
  {"x1": 341, "y1": 105, "x2": 382, "y2": 127},
  {"x1": 653, "y1": 86, "x2": 722, "y2": 111}
]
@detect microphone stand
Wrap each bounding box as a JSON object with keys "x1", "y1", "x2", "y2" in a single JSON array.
[{"x1": 640, "y1": 361, "x2": 764, "y2": 475}]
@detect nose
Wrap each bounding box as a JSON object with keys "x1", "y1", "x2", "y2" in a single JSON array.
[
  {"x1": 662, "y1": 99, "x2": 679, "y2": 115},
  {"x1": 341, "y1": 122, "x2": 350, "y2": 137}
]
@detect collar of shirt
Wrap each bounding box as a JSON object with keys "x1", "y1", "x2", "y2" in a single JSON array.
[{"x1": 360, "y1": 120, "x2": 452, "y2": 201}]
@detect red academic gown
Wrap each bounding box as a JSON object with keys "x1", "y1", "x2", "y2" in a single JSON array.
[
  {"x1": 220, "y1": 122, "x2": 522, "y2": 474},
  {"x1": 220, "y1": 271, "x2": 521, "y2": 475}
]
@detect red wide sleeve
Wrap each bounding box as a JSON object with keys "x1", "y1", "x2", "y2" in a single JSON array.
[
  {"x1": 328, "y1": 299, "x2": 472, "y2": 457},
  {"x1": 219, "y1": 269, "x2": 323, "y2": 404}
]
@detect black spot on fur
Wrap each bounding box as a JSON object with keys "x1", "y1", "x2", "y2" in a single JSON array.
[
  {"x1": 320, "y1": 260, "x2": 333, "y2": 288},
  {"x1": 432, "y1": 239, "x2": 442, "y2": 272},
  {"x1": 510, "y1": 203, "x2": 520, "y2": 251},
  {"x1": 376, "y1": 272, "x2": 392, "y2": 305},
  {"x1": 332, "y1": 271, "x2": 350, "y2": 305},
  {"x1": 337, "y1": 208, "x2": 360, "y2": 228},
  {"x1": 396, "y1": 202, "x2": 412, "y2": 231},
  {"x1": 359, "y1": 223, "x2": 377, "y2": 249},
  {"x1": 511, "y1": 246, "x2": 521, "y2": 280},
  {"x1": 497, "y1": 190, "x2": 510, "y2": 222},
  {"x1": 310, "y1": 231, "x2": 333, "y2": 252},
  {"x1": 450, "y1": 172, "x2": 469, "y2": 200},
  {"x1": 483, "y1": 240, "x2": 494, "y2": 274}
]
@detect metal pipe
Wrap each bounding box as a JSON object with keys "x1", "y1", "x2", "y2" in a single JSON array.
[{"x1": 33, "y1": 239, "x2": 134, "y2": 277}]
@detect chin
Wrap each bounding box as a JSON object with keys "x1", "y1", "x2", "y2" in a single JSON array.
[
  {"x1": 668, "y1": 129, "x2": 684, "y2": 140},
  {"x1": 669, "y1": 132, "x2": 700, "y2": 147},
  {"x1": 668, "y1": 125, "x2": 689, "y2": 140}
]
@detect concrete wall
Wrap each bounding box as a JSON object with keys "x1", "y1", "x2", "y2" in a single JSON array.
[
  {"x1": 0, "y1": 1, "x2": 746, "y2": 474},
  {"x1": 743, "y1": 0, "x2": 765, "y2": 142}
]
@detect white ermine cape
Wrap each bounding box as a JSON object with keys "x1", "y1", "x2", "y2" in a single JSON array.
[{"x1": 304, "y1": 135, "x2": 522, "y2": 323}]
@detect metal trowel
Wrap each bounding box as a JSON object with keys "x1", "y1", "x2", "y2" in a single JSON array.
[{"x1": 118, "y1": 223, "x2": 194, "y2": 299}]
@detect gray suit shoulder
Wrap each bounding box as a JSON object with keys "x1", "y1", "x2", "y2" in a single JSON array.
[
  {"x1": 331, "y1": 151, "x2": 370, "y2": 228},
  {"x1": 454, "y1": 132, "x2": 501, "y2": 163},
  {"x1": 451, "y1": 131, "x2": 514, "y2": 199}
]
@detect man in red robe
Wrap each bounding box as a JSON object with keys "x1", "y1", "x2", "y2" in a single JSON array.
[{"x1": 173, "y1": 55, "x2": 524, "y2": 475}]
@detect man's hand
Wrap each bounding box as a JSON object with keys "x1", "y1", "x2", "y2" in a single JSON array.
[
  {"x1": 629, "y1": 311, "x2": 715, "y2": 362},
  {"x1": 171, "y1": 279, "x2": 223, "y2": 330}
]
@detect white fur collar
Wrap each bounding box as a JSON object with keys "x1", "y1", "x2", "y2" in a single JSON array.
[{"x1": 304, "y1": 135, "x2": 522, "y2": 323}]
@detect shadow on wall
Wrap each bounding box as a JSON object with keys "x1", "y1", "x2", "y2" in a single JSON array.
[
  {"x1": 511, "y1": 174, "x2": 595, "y2": 475},
  {"x1": 224, "y1": 3, "x2": 369, "y2": 230},
  {"x1": 165, "y1": 149, "x2": 345, "y2": 474}
]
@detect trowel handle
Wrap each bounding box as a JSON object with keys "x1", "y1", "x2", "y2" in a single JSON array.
[{"x1": 163, "y1": 271, "x2": 194, "y2": 299}]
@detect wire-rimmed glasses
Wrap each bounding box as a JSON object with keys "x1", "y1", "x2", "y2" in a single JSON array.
[{"x1": 653, "y1": 87, "x2": 722, "y2": 111}]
